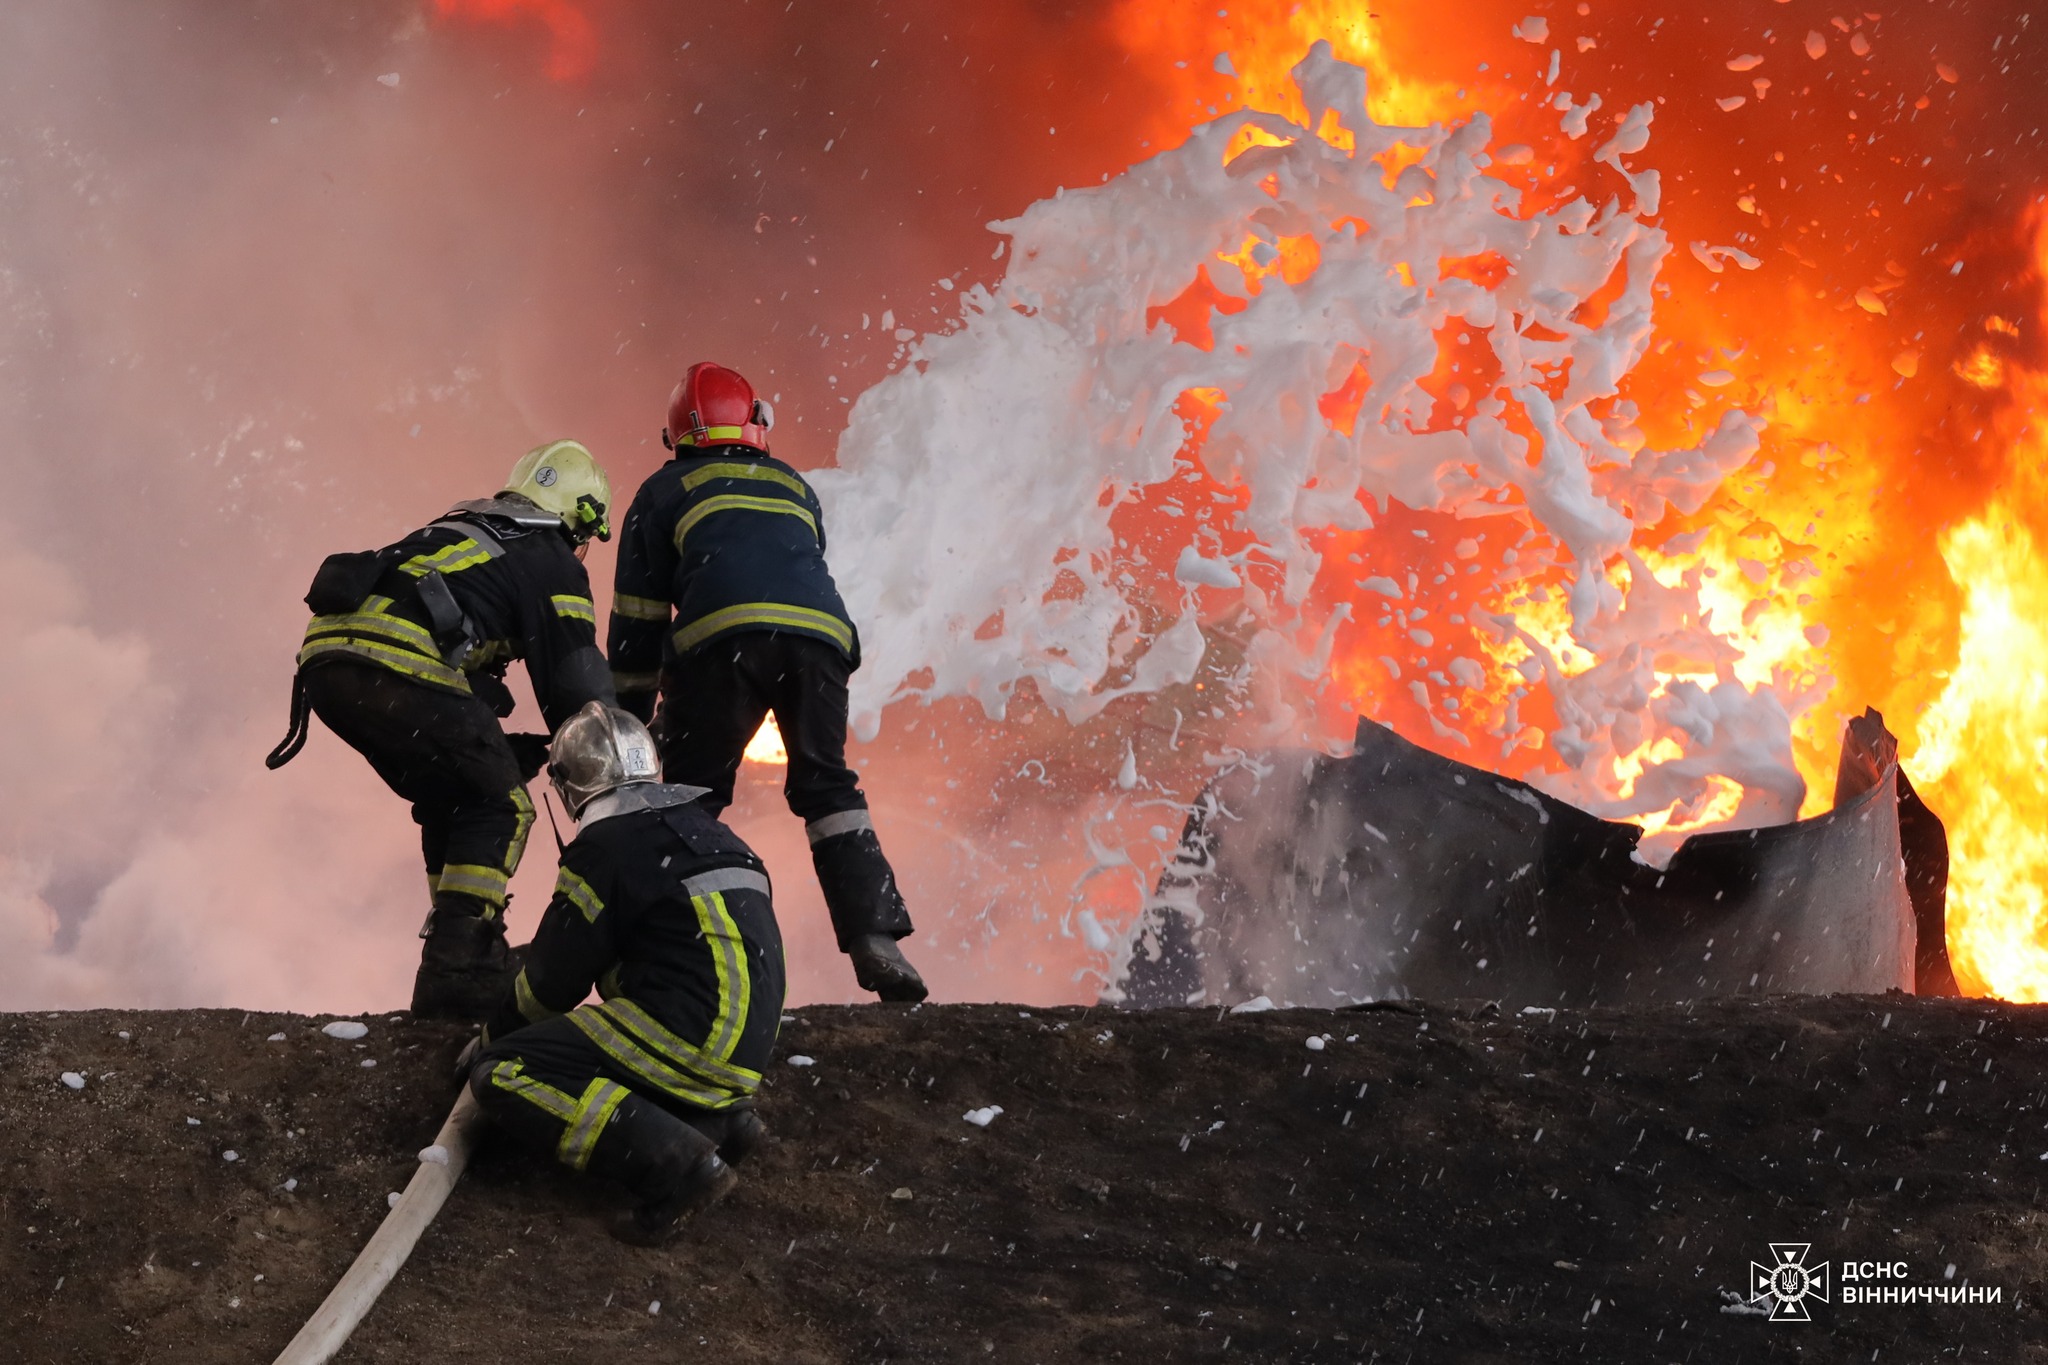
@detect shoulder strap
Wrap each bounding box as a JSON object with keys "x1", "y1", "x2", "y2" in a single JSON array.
[{"x1": 427, "y1": 518, "x2": 510, "y2": 558}]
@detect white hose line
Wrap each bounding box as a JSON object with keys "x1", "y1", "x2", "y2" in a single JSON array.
[{"x1": 271, "y1": 1087, "x2": 486, "y2": 1365}]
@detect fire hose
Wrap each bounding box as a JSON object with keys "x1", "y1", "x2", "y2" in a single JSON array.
[{"x1": 270, "y1": 1087, "x2": 486, "y2": 1365}]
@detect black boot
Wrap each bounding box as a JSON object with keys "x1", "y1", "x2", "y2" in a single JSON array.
[
  {"x1": 592, "y1": 1094, "x2": 739, "y2": 1246},
  {"x1": 411, "y1": 899, "x2": 514, "y2": 1021},
  {"x1": 848, "y1": 933, "x2": 929, "y2": 1003},
  {"x1": 708, "y1": 1106, "x2": 767, "y2": 1166},
  {"x1": 809, "y1": 825, "x2": 927, "y2": 1002}
]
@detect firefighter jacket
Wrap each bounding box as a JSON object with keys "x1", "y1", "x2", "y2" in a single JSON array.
[
  {"x1": 483, "y1": 783, "x2": 785, "y2": 1110},
  {"x1": 297, "y1": 500, "x2": 614, "y2": 732},
  {"x1": 608, "y1": 446, "x2": 858, "y2": 708}
]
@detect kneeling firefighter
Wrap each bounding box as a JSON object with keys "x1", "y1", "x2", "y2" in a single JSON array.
[
  {"x1": 467, "y1": 702, "x2": 783, "y2": 1244},
  {"x1": 266, "y1": 441, "x2": 616, "y2": 1019}
]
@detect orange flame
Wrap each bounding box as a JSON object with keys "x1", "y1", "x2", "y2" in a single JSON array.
[
  {"x1": 744, "y1": 715, "x2": 789, "y2": 767},
  {"x1": 432, "y1": 0, "x2": 597, "y2": 82},
  {"x1": 1105, "y1": 1, "x2": 2048, "y2": 996}
]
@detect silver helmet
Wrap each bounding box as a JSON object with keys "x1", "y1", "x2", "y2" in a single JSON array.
[{"x1": 547, "y1": 702, "x2": 660, "y2": 818}]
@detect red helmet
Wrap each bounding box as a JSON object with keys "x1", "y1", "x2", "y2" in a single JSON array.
[{"x1": 664, "y1": 362, "x2": 773, "y2": 453}]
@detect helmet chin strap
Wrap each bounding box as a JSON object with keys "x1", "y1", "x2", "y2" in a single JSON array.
[{"x1": 541, "y1": 791, "x2": 569, "y2": 852}]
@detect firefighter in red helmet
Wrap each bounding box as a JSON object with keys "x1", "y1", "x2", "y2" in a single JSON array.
[{"x1": 607, "y1": 362, "x2": 927, "y2": 1002}]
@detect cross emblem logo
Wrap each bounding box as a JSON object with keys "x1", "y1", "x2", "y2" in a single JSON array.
[{"x1": 1751, "y1": 1243, "x2": 1830, "y2": 1322}]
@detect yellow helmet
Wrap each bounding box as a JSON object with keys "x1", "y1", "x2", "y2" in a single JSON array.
[{"x1": 501, "y1": 440, "x2": 612, "y2": 542}]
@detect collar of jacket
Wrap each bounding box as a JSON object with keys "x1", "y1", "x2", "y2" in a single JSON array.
[
  {"x1": 579, "y1": 781, "x2": 711, "y2": 830},
  {"x1": 441, "y1": 497, "x2": 570, "y2": 533}
]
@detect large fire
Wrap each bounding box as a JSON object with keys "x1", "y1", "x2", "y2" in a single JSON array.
[
  {"x1": 1108, "y1": 0, "x2": 2048, "y2": 1001},
  {"x1": 432, "y1": 0, "x2": 2048, "y2": 1003}
]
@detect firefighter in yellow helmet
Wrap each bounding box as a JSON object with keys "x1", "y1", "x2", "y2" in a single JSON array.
[{"x1": 267, "y1": 441, "x2": 617, "y2": 1018}]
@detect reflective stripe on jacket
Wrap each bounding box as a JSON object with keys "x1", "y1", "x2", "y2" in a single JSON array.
[
  {"x1": 298, "y1": 509, "x2": 612, "y2": 730},
  {"x1": 608, "y1": 448, "x2": 858, "y2": 702},
  {"x1": 482, "y1": 792, "x2": 785, "y2": 1111}
]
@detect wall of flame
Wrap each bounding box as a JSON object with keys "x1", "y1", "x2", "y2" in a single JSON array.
[{"x1": 1069, "y1": 0, "x2": 2044, "y2": 1002}]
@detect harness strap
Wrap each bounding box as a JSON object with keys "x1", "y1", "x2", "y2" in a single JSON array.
[{"x1": 264, "y1": 670, "x2": 312, "y2": 770}]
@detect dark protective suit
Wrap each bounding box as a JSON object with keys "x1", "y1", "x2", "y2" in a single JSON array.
[
  {"x1": 607, "y1": 448, "x2": 913, "y2": 950},
  {"x1": 294, "y1": 499, "x2": 614, "y2": 918},
  {"x1": 469, "y1": 784, "x2": 783, "y2": 1188}
]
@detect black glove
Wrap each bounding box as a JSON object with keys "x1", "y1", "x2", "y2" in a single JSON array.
[
  {"x1": 507, "y1": 732, "x2": 551, "y2": 781},
  {"x1": 453, "y1": 1033, "x2": 482, "y2": 1084},
  {"x1": 472, "y1": 668, "x2": 517, "y2": 718}
]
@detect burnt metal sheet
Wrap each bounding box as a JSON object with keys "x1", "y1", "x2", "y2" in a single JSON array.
[{"x1": 1114, "y1": 709, "x2": 1951, "y2": 1010}]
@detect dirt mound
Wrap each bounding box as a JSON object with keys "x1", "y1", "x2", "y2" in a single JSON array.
[{"x1": 2, "y1": 995, "x2": 2043, "y2": 1361}]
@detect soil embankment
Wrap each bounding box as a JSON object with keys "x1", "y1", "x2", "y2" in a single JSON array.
[{"x1": 2, "y1": 995, "x2": 2043, "y2": 1361}]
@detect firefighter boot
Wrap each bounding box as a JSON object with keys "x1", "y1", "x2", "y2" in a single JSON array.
[
  {"x1": 672, "y1": 1104, "x2": 767, "y2": 1166},
  {"x1": 411, "y1": 898, "x2": 515, "y2": 1021},
  {"x1": 848, "y1": 934, "x2": 928, "y2": 1003},
  {"x1": 594, "y1": 1094, "x2": 739, "y2": 1246},
  {"x1": 810, "y1": 825, "x2": 928, "y2": 1003},
  {"x1": 706, "y1": 1105, "x2": 767, "y2": 1166}
]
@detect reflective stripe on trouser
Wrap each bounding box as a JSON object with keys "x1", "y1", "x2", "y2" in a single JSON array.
[
  {"x1": 479, "y1": 1060, "x2": 630, "y2": 1172},
  {"x1": 810, "y1": 826, "x2": 914, "y2": 948},
  {"x1": 467, "y1": 1013, "x2": 751, "y2": 1194},
  {"x1": 805, "y1": 809, "x2": 873, "y2": 845},
  {"x1": 431, "y1": 783, "x2": 533, "y2": 915},
  {"x1": 301, "y1": 662, "x2": 530, "y2": 925}
]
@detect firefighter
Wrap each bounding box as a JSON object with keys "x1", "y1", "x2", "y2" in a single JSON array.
[
  {"x1": 266, "y1": 441, "x2": 616, "y2": 1019},
  {"x1": 467, "y1": 701, "x2": 780, "y2": 1244},
  {"x1": 608, "y1": 361, "x2": 928, "y2": 1003}
]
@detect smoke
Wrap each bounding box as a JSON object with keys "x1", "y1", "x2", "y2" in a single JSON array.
[{"x1": 0, "y1": 0, "x2": 1156, "y2": 1009}]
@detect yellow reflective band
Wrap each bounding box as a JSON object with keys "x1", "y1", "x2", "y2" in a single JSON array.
[
  {"x1": 555, "y1": 867, "x2": 604, "y2": 923},
  {"x1": 693, "y1": 890, "x2": 752, "y2": 1063},
  {"x1": 556, "y1": 1078, "x2": 631, "y2": 1172},
  {"x1": 488, "y1": 1060, "x2": 576, "y2": 1121},
  {"x1": 513, "y1": 968, "x2": 556, "y2": 1024},
  {"x1": 506, "y1": 785, "x2": 535, "y2": 878},
  {"x1": 673, "y1": 494, "x2": 817, "y2": 554},
  {"x1": 304, "y1": 606, "x2": 440, "y2": 655},
  {"x1": 680, "y1": 460, "x2": 811, "y2": 500},
  {"x1": 296, "y1": 638, "x2": 472, "y2": 693},
  {"x1": 593, "y1": 996, "x2": 761, "y2": 1093},
  {"x1": 672, "y1": 425, "x2": 750, "y2": 447},
  {"x1": 438, "y1": 863, "x2": 511, "y2": 909},
  {"x1": 568, "y1": 1008, "x2": 735, "y2": 1109},
  {"x1": 612, "y1": 669, "x2": 661, "y2": 693},
  {"x1": 612, "y1": 593, "x2": 671, "y2": 622},
  {"x1": 672, "y1": 602, "x2": 854, "y2": 655},
  {"x1": 399, "y1": 538, "x2": 492, "y2": 578},
  {"x1": 550, "y1": 594, "x2": 597, "y2": 624}
]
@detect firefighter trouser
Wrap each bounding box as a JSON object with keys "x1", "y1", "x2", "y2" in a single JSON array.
[
  {"x1": 655, "y1": 633, "x2": 913, "y2": 947},
  {"x1": 302, "y1": 659, "x2": 534, "y2": 918},
  {"x1": 469, "y1": 1012, "x2": 757, "y2": 1174}
]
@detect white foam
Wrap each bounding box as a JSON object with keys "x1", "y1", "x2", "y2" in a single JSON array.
[{"x1": 823, "y1": 41, "x2": 1805, "y2": 868}]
